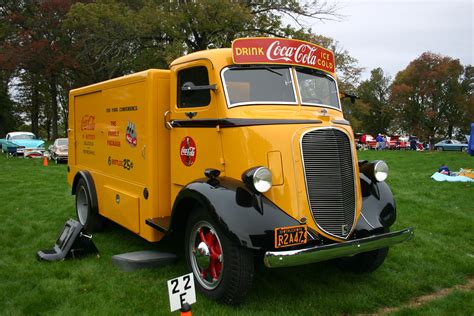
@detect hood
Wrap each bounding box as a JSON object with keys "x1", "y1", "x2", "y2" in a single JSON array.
[{"x1": 11, "y1": 139, "x2": 45, "y2": 148}]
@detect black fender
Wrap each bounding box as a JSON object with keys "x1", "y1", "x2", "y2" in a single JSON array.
[
  {"x1": 71, "y1": 171, "x2": 99, "y2": 214},
  {"x1": 354, "y1": 173, "x2": 397, "y2": 237},
  {"x1": 170, "y1": 177, "x2": 310, "y2": 250}
]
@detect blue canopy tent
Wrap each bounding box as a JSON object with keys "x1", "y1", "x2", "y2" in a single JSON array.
[{"x1": 469, "y1": 123, "x2": 474, "y2": 156}]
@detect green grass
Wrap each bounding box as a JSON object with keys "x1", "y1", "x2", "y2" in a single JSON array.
[{"x1": 0, "y1": 151, "x2": 473, "y2": 315}]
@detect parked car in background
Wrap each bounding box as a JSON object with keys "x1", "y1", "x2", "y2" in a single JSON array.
[
  {"x1": 48, "y1": 138, "x2": 68, "y2": 163},
  {"x1": 0, "y1": 132, "x2": 45, "y2": 157},
  {"x1": 433, "y1": 139, "x2": 468, "y2": 151}
]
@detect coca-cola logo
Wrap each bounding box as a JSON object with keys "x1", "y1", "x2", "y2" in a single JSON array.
[
  {"x1": 232, "y1": 38, "x2": 335, "y2": 73},
  {"x1": 266, "y1": 41, "x2": 318, "y2": 65},
  {"x1": 180, "y1": 136, "x2": 197, "y2": 166},
  {"x1": 81, "y1": 115, "x2": 95, "y2": 131}
]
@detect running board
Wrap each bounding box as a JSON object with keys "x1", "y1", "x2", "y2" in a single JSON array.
[
  {"x1": 145, "y1": 217, "x2": 171, "y2": 234},
  {"x1": 112, "y1": 250, "x2": 176, "y2": 272}
]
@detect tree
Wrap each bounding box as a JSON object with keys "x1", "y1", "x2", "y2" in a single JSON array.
[
  {"x1": 390, "y1": 52, "x2": 465, "y2": 143},
  {"x1": 460, "y1": 65, "x2": 474, "y2": 136},
  {"x1": 0, "y1": 0, "x2": 80, "y2": 139},
  {"x1": 353, "y1": 68, "x2": 392, "y2": 135},
  {"x1": 63, "y1": 0, "x2": 351, "y2": 85}
]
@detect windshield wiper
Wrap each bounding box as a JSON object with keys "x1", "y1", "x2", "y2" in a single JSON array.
[{"x1": 263, "y1": 66, "x2": 283, "y2": 77}]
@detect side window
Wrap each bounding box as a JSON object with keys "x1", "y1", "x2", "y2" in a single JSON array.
[{"x1": 177, "y1": 66, "x2": 211, "y2": 108}]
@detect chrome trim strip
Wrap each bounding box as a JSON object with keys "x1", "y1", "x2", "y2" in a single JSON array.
[
  {"x1": 331, "y1": 119, "x2": 351, "y2": 125},
  {"x1": 299, "y1": 127, "x2": 358, "y2": 240},
  {"x1": 264, "y1": 227, "x2": 414, "y2": 268}
]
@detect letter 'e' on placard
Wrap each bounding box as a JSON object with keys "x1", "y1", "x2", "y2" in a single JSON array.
[{"x1": 167, "y1": 273, "x2": 196, "y2": 312}]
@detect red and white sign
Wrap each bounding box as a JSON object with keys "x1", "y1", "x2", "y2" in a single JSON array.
[
  {"x1": 232, "y1": 38, "x2": 335, "y2": 73},
  {"x1": 180, "y1": 136, "x2": 197, "y2": 167}
]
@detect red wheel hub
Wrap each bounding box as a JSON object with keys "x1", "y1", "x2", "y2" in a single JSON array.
[{"x1": 198, "y1": 228, "x2": 222, "y2": 280}]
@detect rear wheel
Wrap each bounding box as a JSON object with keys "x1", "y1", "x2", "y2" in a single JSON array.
[
  {"x1": 185, "y1": 207, "x2": 254, "y2": 305},
  {"x1": 75, "y1": 178, "x2": 104, "y2": 233}
]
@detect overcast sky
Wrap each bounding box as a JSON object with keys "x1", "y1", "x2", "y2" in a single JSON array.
[{"x1": 306, "y1": 0, "x2": 473, "y2": 80}]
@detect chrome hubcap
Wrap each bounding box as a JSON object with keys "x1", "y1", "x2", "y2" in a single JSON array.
[
  {"x1": 189, "y1": 221, "x2": 223, "y2": 290},
  {"x1": 76, "y1": 187, "x2": 89, "y2": 225}
]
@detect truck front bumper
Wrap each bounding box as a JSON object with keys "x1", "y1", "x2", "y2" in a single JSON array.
[{"x1": 264, "y1": 227, "x2": 414, "y2": 268}]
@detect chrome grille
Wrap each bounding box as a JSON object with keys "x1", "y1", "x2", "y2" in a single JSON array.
[{"x1": 301, "y1": 128, "x2": 356, "y2": 239}]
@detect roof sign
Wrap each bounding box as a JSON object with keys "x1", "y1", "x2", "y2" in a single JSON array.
[{"x1": 232, "y1": 38, "x2": 335, "y2": 73}]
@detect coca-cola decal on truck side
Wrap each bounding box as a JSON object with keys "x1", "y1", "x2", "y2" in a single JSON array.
[
  {"x1": 232, "y1": 38, "x2": 335, "y2": 73},
  {"x1": 180, "y1": 136, "x2": 197, "y2": 167}
]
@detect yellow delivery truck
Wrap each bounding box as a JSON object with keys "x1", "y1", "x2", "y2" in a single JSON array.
[{"x1": 68, "y1": 37, "x2": 413, "y2": 304}]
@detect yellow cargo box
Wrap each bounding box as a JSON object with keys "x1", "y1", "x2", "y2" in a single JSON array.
[{"x1": 68, "y1": 70, "x2": 170, "y2": 241}]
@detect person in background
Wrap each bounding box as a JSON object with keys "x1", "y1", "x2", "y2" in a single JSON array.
[
  {"x1": 376, "y1": 134, "x2": 384, "y2": 150},
  {"x1": 409, "y1": 135, "x2": 417, "y2": 150}
]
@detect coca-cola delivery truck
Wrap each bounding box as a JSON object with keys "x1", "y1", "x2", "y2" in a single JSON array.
[{"x1": 68, "y1": 37, "x2": 413, "y2": 304}]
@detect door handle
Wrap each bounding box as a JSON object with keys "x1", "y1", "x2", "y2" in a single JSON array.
[{"x1": 164, "y1": 110, "x2": 173, "y2": 130}]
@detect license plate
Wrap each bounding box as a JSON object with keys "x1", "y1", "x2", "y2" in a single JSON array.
[{"x1": 274, "y1": 225, "x2": 308, "y2": 249}]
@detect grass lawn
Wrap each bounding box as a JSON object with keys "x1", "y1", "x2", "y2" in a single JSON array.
[{"x1": 0, "y1": 151, "x2": 473, "y2": 315}]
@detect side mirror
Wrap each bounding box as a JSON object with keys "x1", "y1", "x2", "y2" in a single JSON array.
[{"x1": 340, "y1": 92, "x2": 359, "y2": 104}]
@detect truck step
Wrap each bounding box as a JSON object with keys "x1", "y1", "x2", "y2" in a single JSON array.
[
  {"x1": 112, "y1": 250, "x2": 176, "y2": 272},
  {"x1": 145, "y1": 217, "x2": 171, "y2": 233}
]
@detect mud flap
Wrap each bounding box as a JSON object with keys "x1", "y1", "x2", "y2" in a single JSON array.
[{"x1": 37, "y1": 219, "x2": 99, "y2": 261}]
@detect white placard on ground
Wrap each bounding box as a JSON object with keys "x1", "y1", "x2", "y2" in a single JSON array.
[{"x1": 167, "y1": 272, "x2": 196, "y2": 312}]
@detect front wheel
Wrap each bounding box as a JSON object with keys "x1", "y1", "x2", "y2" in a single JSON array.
[
  {"x1": 335, "y1": 247, "x2": 389, "y2": 273},
  {"x1": 334, "y1": 229, "x2": 390, "y2": 273},
  {"x1": 185, "y1": 208, "x2": 254, "y2": 305}
]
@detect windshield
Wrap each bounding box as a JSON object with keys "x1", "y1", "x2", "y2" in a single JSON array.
[
  {"x1": 222, "y1": 66, "x2": 297, "y2": 107},
  {"x1": 295, "y1": 67, "x2": 340, "y2": 109},
  {"x1": 57, "y1": 139, "x2": 68, "y2": 146},
  {"x1": 10, "y1": 134, "x2": 35, "y2": 140}
]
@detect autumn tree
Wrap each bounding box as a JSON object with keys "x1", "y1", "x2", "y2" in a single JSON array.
[
  {"x1": 352, "y1": 68, "x2": 392, "y2": 135},
  {"x1": 390, "y1": 52, "x2": 466, "y2": 143},
  {"x1": 460, "y1": 65, "x2": 474, "y2": 136},
  {"x1": 64, "y1": 0, "x2": 352, "y2": 85},
  {"x1": 0, "y1": 0, "x2": 80, "y2": 138}
]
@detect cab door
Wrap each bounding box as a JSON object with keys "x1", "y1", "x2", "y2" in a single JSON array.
[{"x1": 169, "y1": 61, "x2": 223, "y2": 196}]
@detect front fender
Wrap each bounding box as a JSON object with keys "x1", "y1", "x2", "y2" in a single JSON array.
[
  {"x1": 355, "y1": 173, "x2": 397, "y2": 236},
  {"x1": 170, "y1": 177, "x2": 306, "y2": 250}
]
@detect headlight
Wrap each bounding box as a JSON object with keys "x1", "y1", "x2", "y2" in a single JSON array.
[
  {"x1": 242, "y1": 166, "x2": 273, "y2": 193},
  {"x1": 374, "y1": 161, "x2": 389, "y2": 182},
  {"x1": 360, "y1": 160, "x2": 389, "y2": 182}
]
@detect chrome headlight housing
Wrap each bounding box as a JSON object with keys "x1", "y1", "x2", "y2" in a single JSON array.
[
  {"x1": 360, "y1": 160, "x2": 389, "y2": 182},
  {"x1": 242, "y1": 166, "x2": 272, "y2": 193}
]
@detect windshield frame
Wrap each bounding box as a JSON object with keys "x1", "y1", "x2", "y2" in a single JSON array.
[
  {"x1": 221, "y1": 65, "x2": 342, "y2": 111},
  {"x1": 294, "y1": 67, "x2": 341, "y2": 111},
  {"x1": 220, "y1": 66, "x2": 299, "y2": 108}
]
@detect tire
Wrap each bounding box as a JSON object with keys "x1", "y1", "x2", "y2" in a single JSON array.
[
  {"x1": 334, "y1": 230, "x2": 389, "y2": 273},
  {"x1": 436, "y1": 147, "x2": 443, "y2": 151},
  {"x1": 185, "y1": 207, "x2": 254, "y2": 305},
  {"x1": 75, "y1": 178, "x2": 104, "y2": 233}
]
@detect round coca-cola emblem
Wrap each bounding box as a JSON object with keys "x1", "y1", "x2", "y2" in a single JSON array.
[{"x1": 180, "y1": 136, "x2": 197, "y2": 166}]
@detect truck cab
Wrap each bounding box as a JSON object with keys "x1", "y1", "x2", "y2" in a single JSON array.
[{"x1": 68, "y1": 37, "x2": 413, "y2": 304}]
